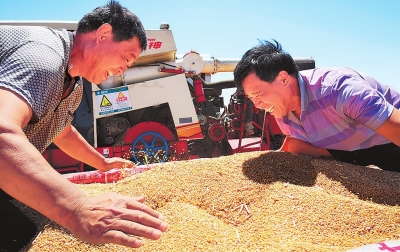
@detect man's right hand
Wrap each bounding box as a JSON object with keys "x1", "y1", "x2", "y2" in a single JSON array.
[{"x1": 69, "y1": 193, "x2": 168, "y2": 248}]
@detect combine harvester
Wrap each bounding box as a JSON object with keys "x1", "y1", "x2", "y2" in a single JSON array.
[{"x1": 1, "y1": 21, "x2": 315, "y2": 182}]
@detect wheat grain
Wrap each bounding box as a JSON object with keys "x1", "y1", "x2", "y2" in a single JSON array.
[{"x1": 18, "y1": 151, "x2": 400, "y2": 252}]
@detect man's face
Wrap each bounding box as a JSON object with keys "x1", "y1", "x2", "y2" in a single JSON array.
[
  {"x1": 88, "y1": 34, "x2": 142, "y2": 84},
  {"x1": 242, "y1": 71, "x2": 292, "y2": 118}
]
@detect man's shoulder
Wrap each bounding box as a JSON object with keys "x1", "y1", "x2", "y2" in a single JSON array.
[
  {"x1": 300, "y1": 67, "x2": 364, "y2": 88},
  {"x1": 0, "y1": 25, "x2": 67, "y2": 37},
  {"x1": 1, "y1": 25, "x2": 70, "y2": 71},
  {"x1": 301, "y1": 67, "x2": 364, "y2": 78},
  {"x1": 0, "y1": 25, "x2": 69, "y2": 50},
  {"x1": 300, "y1": 67, "x2": 349, "y2": 77}
]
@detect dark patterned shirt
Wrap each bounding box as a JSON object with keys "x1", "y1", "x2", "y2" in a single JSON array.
[{"x1": 0, "y1": 25, "x2": 83, "y2": 153}]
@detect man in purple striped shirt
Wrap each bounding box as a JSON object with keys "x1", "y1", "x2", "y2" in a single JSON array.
[{"x1": 234, "y1": 40, "x2": 400, "y2": 172}]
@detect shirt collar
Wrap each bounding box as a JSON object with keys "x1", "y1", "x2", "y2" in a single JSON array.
[{"x1": 298, "y1": 73, "x2": 308, "y2": 112}]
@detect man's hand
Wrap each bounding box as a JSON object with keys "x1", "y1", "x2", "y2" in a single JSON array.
[
  {"x1": 97, "y1": 157, "x2": 135, "y2": 172},
  {"x1": 70, "y1": 193, "x2": 168, "y2": 248}
]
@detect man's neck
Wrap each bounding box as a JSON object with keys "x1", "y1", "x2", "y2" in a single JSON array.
[
  {"x1": 68, "y1": 32, "x2": 94, "y2": 78},
  {"x1": 289, "y1": 75, "x2": 302, "y2": 119}
]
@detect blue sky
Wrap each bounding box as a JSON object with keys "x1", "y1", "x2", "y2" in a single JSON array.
[{"x1": 1, "y1": 0, "x2": 399, "y2": 100}]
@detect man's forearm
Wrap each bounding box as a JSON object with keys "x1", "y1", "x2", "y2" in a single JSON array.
[
  {"x1": 280, "y1": 136, "x2": 332, "y2": 158},
  {"x1": 376, "y1": 108, "x2": 400, "y2": 147},
  {"x1": 0, "y1": 130, "x2": 86, "y2": 231},
  {"x1": 53, "y1": 125, "x2": 107, "y2": 169}
]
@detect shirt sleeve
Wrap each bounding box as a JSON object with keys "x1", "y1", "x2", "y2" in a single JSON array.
[
  {"x1": 0, "y1": 41, "x2": 65, "y2": 123},
  {"x1": 331, "y1": 74, "x2": 393, "y2": 131}
]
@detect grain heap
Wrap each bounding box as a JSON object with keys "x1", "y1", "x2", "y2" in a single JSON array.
[{"x1": 19, "y1": 151, "x2": 400, "y2": 252}]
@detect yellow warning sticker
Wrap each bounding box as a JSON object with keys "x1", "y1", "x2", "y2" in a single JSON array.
[
  {"x1": 100, "y1": 95, "x2": 112, "y2": 107},
  {"x1": 95, "y1": 86, "x2": 132, "y2": 115}
]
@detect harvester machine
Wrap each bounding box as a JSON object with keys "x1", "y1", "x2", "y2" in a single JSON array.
[{"x1": 0, "y1": 21, "x2": 315, "y2": 172}]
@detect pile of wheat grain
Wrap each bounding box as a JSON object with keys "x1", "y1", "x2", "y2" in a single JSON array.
[{"x1": 19, "y1": 151, "x2": 400, "y2": 252}]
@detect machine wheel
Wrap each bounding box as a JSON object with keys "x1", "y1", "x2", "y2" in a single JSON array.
[{"x1": 131, "y1": 132, "x2": 169, "y2": 165}]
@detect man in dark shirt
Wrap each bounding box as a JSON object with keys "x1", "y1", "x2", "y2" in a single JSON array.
[{"x1": 0, "y1": 1, "x2": 167, "y2": 251}]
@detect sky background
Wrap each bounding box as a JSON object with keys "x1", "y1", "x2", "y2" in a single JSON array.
[{"x1": 1, "y1": 0, "x2": 399, "y2": 102}]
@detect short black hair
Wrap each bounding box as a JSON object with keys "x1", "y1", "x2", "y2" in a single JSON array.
[
  {"x1": 234, "y1": 40, "x2": 298, "y2": 91},
  {"x1": 77, "y1": 0, "x2": 147, "y2": 52}
]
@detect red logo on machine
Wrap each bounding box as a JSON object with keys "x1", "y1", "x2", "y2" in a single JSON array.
[
  {"x1": 116, "y1": 92, "x2": 127, "y2": 102},
  {"x1": 148, "y1": 38, "x2": 162, "y2": 49}
]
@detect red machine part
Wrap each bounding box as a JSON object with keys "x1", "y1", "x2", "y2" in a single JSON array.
[
  {"x1": 123, "y1": 121, "x2": 176, "y2": 144},
  {"x1": 208, "y1": 123, "x2": 226, "y2": 142},
  {"x1": 193, "y1": 77, "x2": 206, "y2": 103},
  {"x1": 169, "y1": 141, "x2": 193, "y2": 161},
  {"x1": 123, "y1": 121, "x2": 194, "y2": 164},
  {"x1": 42, "y1": 149, "x2": 84, "y2": 173},
  {"x1": 231, "y1": 118, "x2": 242, "y2": 131},
  {"x1": 158, "y1": 67, "x2": 185, "y2": 74},
  {"x1": 172, "y1": 141, "x2": 188, "y2": 155}
]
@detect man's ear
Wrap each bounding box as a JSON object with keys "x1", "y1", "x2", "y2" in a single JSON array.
[
  {"x1": 96, "y1": 23, "x2": 113, "y2": 44},
  {"x1": 278, "y1": 71, "x2": 289, "y2": 85}
]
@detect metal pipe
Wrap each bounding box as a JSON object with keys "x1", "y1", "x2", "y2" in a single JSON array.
[{"x1": 98, "y1": 56, "x2": 315, "y2": 89}]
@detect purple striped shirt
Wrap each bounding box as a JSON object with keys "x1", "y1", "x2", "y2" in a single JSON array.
[{"x1": 276, "y1": 67, "x2": 400, "y2": 151}]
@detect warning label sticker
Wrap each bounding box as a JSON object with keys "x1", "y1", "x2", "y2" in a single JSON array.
[
  {"x1": 95, "y1": 86, "x2": 132, "y2": 115},
  {"x1": 100, "y1": 95, "x2": 112, "y2": 107}
]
